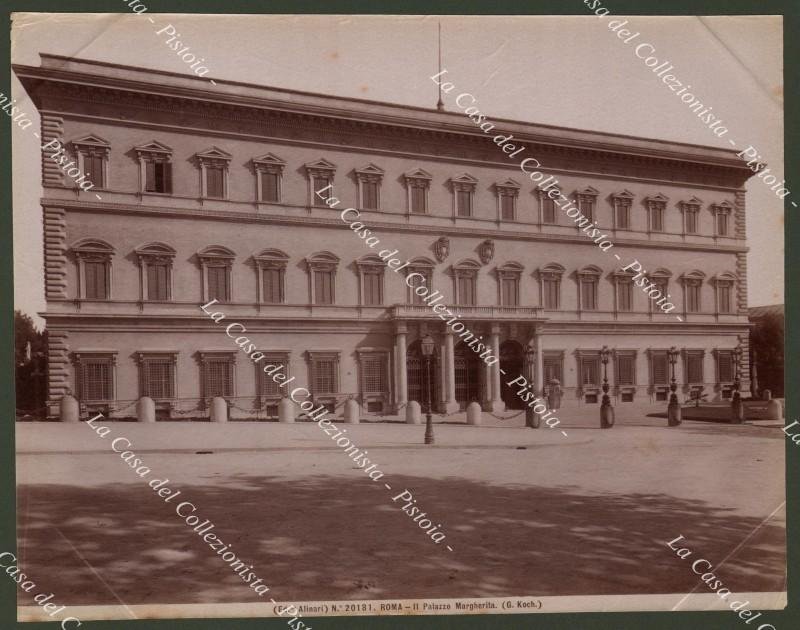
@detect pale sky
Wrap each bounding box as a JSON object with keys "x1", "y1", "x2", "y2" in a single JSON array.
[{"x1": 10, "y1": 13, "x2": 784, "y2": 326}]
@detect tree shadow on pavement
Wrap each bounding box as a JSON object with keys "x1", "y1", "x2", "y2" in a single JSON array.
[{"x1": 17, "y1": 473, "x2": 786, "y2": 607}]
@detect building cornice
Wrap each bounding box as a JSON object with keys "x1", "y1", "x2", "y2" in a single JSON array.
[
  {"x1": 14, "y1": 55, "x2": 753, "y2": 186},
  {"x1": 43, "y1": 197, "x2": 749, "y2": 255}
]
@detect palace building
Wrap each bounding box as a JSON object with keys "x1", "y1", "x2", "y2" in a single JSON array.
[{"x1": 14, "y1": 54, "x2": 753, "y2": 419}]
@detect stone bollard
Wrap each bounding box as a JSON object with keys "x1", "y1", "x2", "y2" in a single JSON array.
[
  {"x1": 763, "y1": 389, "x2": 771, "y2": 401},
  {"x1": 764, "y1": 390, "x2": 783, "y2": 421},
  {"x1": 210, "y1": 396, "x2": 228, "y2": 423},
  {"x1": 466, "y1": 401, "x2": 482, "y2": 426},
  {"x1": 406, "y1": 401, "x2": 421, "y2": 424},
  {"x1": 137, "y1": 396, "x2": 156, "y2": 423},
  {"x1": 278, "y1": 397, "x2": 295, "y2": 423},
  {"x1": 60, "y1": 394, "x2": 80, "y2": 423},
  {"x1": 344, "y1": 398, "x2": 360, "y2": 424}
]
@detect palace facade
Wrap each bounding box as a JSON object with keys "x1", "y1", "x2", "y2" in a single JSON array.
[{"x1": 14, "y1": 55, "x2": 753, "y2": 419}]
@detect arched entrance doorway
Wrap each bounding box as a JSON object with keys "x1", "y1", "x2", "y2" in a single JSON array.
[
  {"x1": 407, "y1": 339, "x2": 440, "y2": 411},
  {"x1": 455, "y1": 341, "x2": 482, "y2": 410},
  {"x1": 500, "y1": 340, "x2": 525, "y2": 409}
]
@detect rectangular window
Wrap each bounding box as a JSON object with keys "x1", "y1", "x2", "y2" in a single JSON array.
[
  {"x1": 543, "y1": 352, "x2": 563, "y2": 385},
  {"x1": 616, "y1": 203, "x2": 630, "y2": 229},
  {"x1": 500, "y1": 195, "x2": 515, "y2": 221},
  {"x1": 581, "y1": 279, "x2": 597, "y2": 310},
  {"x1": 579, "y1": 198, "x2": 594, "y2": 222},
  {"x1": 456, "y1": 190, "x2": 472, "y2": 217},
  {"x1": 140, "y1": 358, "x2": 175, "y2": 399},
  {"x1": 260, "y1": 172, "x2": 280, "y2": 202},
  {"x1": 617, "y1": 280, "x2": 633, "y2": 312},
  {"x1": 313, "y1": 359, "x2": 338, "y2": 394},
  {"x1": 410, "y1": 186, "x2": 427, "y2": 214},
  {"x1": 313, "y1": 176, "x2": 331, "y2": 205},
  {"x1": 685, "y1": 209, "x2": 698, "y2": 234},
  {"x1": 147, "y1": 263, "x2": 169, "y2": 301},
  {"x1": 543, "y1": 278, "x2": 560, "y2": 309},
  {"x1": 717, "y1": 352, "x2": 733, "y2": 382},
  {"x1": 85, "y1": 154, "x2": 105, "y2": 189},
  {"x1": 361, "y1": 181, "x2": 379, "y2": 210},
  {"x1": 145, "y1": 160, "x2": 172, "y2": 193},
  {"x1": 80, "y1": 359, "x2": 113, "y2": 401},
  {"x1": 410, "y1": 269, "x2": 431, "y2": 305},
  {"x1": 207, "y1": 266, "x2": 230, "y2": 303},
  {"x1": 262, "y1": 268, "x2": 283, "y2": 304},
  {"x1": 687, "y1": 283, "x2": 701, "y2": 313},
  {"x1": 651, "y1": 206, "x2": 664, "y2": 232},
  {"x1": 362, "y1": 355, "x2": 387, "y2": 395},
  {"x1": 652, "y1": 352, "x2": 669, "y2": 385},
  {"x1": 206, "y1": 165, "x2": 225, "y2": 198},
  {"x1": 363, "y1": 271, "x2": 383, "y2": 306},
  {"x1": 501, "y1": 277, "x2": 519, "y2": 306},
  {"x1": 717, "y1": 212, "x2": 729, "y2": 236},
  {"x1": 580, "y1": 356, "x2": 600, "y2": 386},
  {"x1": 260, "y1": 359, "x2": 287, "y2": 397},
  {"x1": 457, "y1": 275, "x2": 476, "y2": 306},
  {"x1": 84, "y1": 261, "x2": 108, "y2": 299},
  {"x1": 718, "y1": 284, "x2": 732, "y2": 313},
  {"x1": 617, "y1": 354, "x2": 635, "y2": 386},
  {"x1": 204, "y1": 359, "x2": 234, "y2": 398},
  {"x1": 542, "y1": 198, "x2": 557, "y2": 224},
  {"x1": 314, "y1": 270, "x2": 335, "y2": 305},
  {"x1": 686, "y1": 352, "x2": 704, "y2": 384}
]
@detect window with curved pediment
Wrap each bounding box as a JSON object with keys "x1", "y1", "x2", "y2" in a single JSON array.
[
  {"x1": 539, "y1": 263, "x2": 565, "y2": 309},
  {"x1": 681, "y1": 270, "x2": 706, "y2": 313},
  {"x1": 357, "y1": 255, "x2": 386, "y2": 306},
  {"x1": 647, "y1": 268, "x2": 672, "y2": 313},
  {"x1": 613, "y1": 269, "x2": 635, "y2": 312},
  {"x1": 199, "y1": 245, "x2": 235, "y2": 303},
  {"x1": 713, "y1": 272, "x2": 736, "y2": 314},
  {"x1": 254, "y1": 249, "x2": 289, "y2": 304},
  {"x1": 135, "y1": 242, "x2": 176, "y2": 301},
  {"x1": 307, "y1": 251, "x2": 339, "y2": 305},
  {"x1": 453, "y1": 259, "x2": 480, "y2": 306},
  {"x1": 405, "y1": 257, "x2": 435, "y2": 304},
  {"x1": 497, "y1": 262, "x2": 523, "y2": 306},
  {"x1": 73, "y1": 238, "x2": 115, "y2": 300},
  {"x1": 577, "y1": 265, "x2": 602, "y2": 311}
]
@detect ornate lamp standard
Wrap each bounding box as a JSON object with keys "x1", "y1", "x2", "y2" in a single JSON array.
[
  {"x1": 667, "y1": 346, "x2": 682, "y2": 426},
  {"x1": 420, "y1": 334, "x2": 436, "y2": 444},
  {"x1": 524, "y1": 344, "x2": 539, "y2": 428},
  {"x1": 731, "y1": 344, "x2": 745, "y2": 424},
  {"x1": 600, "y1": 346, "x2": 614, "y2": 428}
]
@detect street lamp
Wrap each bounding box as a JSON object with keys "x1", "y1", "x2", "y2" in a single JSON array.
[
  {"x1": 731, "y1": 344, "x2": 744, "y2": 424},
  {"x1": 524, "y1": 344, "x2": 539, "y2": 428},
  {"x1": 420, "y1": 334, "x2": 436, "y2": 445},
  {"x1": 667, "y1": 346, "x2": 682, "y2": 426},
  {"x1": 600, "y1": 346, "x2": 614, "y2": 428}
]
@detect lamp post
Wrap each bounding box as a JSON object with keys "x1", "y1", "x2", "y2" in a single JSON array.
[
  {"x1": 420, "y1": 334, "x2": 435, "y2": 444},
  {"x1": 524, "y1": 344, "x2": 539, "y2": 428},
  {"x1": 731, "y1": 344, "x2": 744, "y2": 424},
  {"x1": 600, "y1": 346, "x2": 614, "y2": 428},
  {"x1": 667, "y1": 346, "x2": 682, "y2": 426}
]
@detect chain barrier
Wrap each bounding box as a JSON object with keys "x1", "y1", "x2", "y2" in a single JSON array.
[{"x1": 486, "y1": 409, "x2": 526, "y2": 421}]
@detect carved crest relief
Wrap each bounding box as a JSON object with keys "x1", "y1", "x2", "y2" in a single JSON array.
[
  {"x1": 434, "y1": 236, "x2": 450, "y2": 263},
  {"x1": 478, "y1": 239, "x2": 494, "y2": 265}
]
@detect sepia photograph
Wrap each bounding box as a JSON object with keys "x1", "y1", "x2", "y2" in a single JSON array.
[{"x1": 7, "y1": 6, "x2": 789, "y2": 628}]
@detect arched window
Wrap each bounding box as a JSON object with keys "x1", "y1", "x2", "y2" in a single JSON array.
[
  {"x1": 306, "y1": 251, "x2": 340, "y2": 305},
  {"x1": 72, "y1": 238, "x2": 115, "y2": 300},
  {"x1": 135, "y1": 242, "x2": 176, "y2": 301},
  {"x1": 198, "y1": 245, "x2": 235, "y2": 303},
  {"x1": 254, "y1": 248, "x2": 289, "y2": 304},
  {"x1": 577, "y1": 265, "x2": 602, "y2": 311},
  {"x1": 357, "y1": 254, "x2": 386, "y2": 306},
  {"x1": 497, "y1": 262, "x2": 523, "y2": 306},
  {"x1": 681, "y1": 270, "x2": 706, "y2": 313},
  {"x1": 405, "y1": 257, "x2": 436, "y2": 304},
  {"x1": 453, "y1": 259, "x2": 481, "y2": 306},
  {"x1": 539, "y1": 263, "x2": 565, "y2": 310}
]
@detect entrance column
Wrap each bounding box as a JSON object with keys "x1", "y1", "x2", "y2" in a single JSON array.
[
  {"x1": 395, "y1": 322, "x2": 408, "y2": 413},
  {"x1": 444, "y1": 329, "x2": 459, "y2": 413},
  {"x1": 533, "y1": 325, "x2": 544, "y2": 397},
  {"x1": 490, "y1": 323, "x2": 505, "y2": 413}
]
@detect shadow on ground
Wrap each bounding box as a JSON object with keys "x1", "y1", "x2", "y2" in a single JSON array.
[{"x1": 17, "y1": 473, "x2": 785, "y2": 606}]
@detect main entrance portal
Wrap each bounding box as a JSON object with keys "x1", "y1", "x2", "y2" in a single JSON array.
[
  {"x1": 500, "y1": 340, "x2": 525, "y2": 410},
  {"x1": 455, "y1": 342, "x2": 482, "y2": 410},
  {"x1": 407, "y1": 339, "x2": 440, "y2": 411}
]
